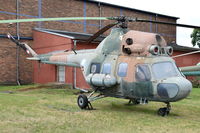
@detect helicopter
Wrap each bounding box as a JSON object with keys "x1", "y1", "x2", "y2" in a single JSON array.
[{"x1": 1, "y1": 16, "x2": 200, "y2": 116}]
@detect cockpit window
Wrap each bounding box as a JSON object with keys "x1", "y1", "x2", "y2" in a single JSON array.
[
  {"x1": 152, "y1": 62, "x2": 179, "y2": 79},
  {"x1": 136, "y1": 64, "x2": 151, "y2": 82}
]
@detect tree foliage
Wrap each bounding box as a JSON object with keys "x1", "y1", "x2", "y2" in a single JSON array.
[{"x1": 191, "y1": 29, "x2": 200, "y2": 48}]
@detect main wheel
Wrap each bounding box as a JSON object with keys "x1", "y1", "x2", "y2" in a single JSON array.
[
  {"x1": 77, "y1": 94, "x2": 88, "y2": 109},
  {"x1": 134, "y1": 99, "x2": 141, "y2": 105},
  {"x1": 157, "y1": 107, "x2": 169, "y2": 116}
]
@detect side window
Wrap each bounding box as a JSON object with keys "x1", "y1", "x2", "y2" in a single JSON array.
[
  {"x1": 102, "y1": 63, "x2": 111, "y2": 74},
  {"x1": 90, "y1": 63, "x2": 100, "y2": 73},
  {"x1": 135, "y1": 64, "x2": 151, "y2": 82},
  {"x1": 118, "y1": 63, "x2": 128, "y2": 77}
]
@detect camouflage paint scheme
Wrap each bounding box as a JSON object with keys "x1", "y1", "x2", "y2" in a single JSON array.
[{"x1": 27, "y1": 28, "x2": 192, "y2": 103}]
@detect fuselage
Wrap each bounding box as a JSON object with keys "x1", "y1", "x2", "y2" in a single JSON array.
[{"x1": 84, "y1": 54, "x2": 192, "y2": 102}]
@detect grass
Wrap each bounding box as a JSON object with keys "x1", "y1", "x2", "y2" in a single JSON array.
[{"x1": 0, "y1": 85, "x2": 200, "y2": 133}]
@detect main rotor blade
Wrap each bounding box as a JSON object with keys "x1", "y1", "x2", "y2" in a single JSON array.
[
  {"x1": 0, "y1": 17, "x2": 110, "y2": 24},
  {"x1": 172, "y1": 50, "x2": 200, "y2": 58},
  {"x1": 86, "y1": 23, "x2": 118, "y2": 43},
  {"x1": 136, "y1": 19, "x2": 200, "y2": 29}
]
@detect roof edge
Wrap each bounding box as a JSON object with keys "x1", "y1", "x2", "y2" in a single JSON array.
[
  {"x1": 87, "y1": 0, "x2": 179, "y2": 19},
  {"x1": 34, "y1": 28, "x2": 75, "y2": 39}
]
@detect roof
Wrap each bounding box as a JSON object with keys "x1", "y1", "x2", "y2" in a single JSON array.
[
  {"x1": 87, "y1": 0, "x2": 179, "y2": 19},
  {"x1": 35, "y1": 28, "x2": 200, "y2": 53},
  {"x1": 34, "y1": 28, "x2": 105, "y2": 43},
  {"x1": 168, "y1": 43, "x2": 200, "y2": 52}
]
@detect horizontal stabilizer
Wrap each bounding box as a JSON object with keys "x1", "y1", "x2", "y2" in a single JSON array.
[
  {"x1": 42, "y1": 61, "x2": 80, "y2": 67},
  {"x1": 27, "y1": 57, "x2": 40, "y2": 61}
]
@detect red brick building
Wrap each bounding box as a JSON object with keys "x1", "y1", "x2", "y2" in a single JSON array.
[
  {"x1": 32, "y1": 28, "x2": 100, "y2": 89},
  {"x1": 0, "y1": 0, "x2": 199, "y2": 86}
]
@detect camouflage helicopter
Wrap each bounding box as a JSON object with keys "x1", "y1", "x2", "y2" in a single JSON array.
[{"x1": 1, "y1": 16, "x2": 200, "y2": 116}]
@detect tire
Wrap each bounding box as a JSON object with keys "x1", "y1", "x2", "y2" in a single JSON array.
[
  {"x1": 77, "y1": 94, "x2": 88, "y2": 109},
  {"x1": 134, "y1": 99, "x2": 141, "y2": 105},
  {"x1": 157, "y1": 107, "x2": 169, "y2": 117}
]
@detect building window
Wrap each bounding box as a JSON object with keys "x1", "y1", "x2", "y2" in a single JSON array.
[
  {"x1": 135, "y1": 64, "x2": 151, "y2": 82},
  {"x1": 90, "y1": 63, "x2": 101, "y2": 73},
  {"x1": 118, "y1": 63, "x2": 128, "y2": 77},
  {"x1": 57, "y1": 66, "x2": 65, "y2": 83},
  {"x1": 102, "y1": 63, "x2": 111, "y2": 74}
]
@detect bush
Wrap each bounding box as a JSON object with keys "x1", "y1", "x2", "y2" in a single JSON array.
[{"x1": 191, "y1": 76, "x2": 200, "y2": 88}]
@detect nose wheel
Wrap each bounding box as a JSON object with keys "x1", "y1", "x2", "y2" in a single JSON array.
[
  {"x1": 77, "y1": 90, "x2": 106, "y2": 110},
  {"x1": 77, "y1": 94, "x2": 88, "y2": 109},
  {"x1": 77, "y1": 94, "x2": 93, "y2": 110},
  {"x1": 157, "y1": 102, "x2": 171, "y2": 116}
]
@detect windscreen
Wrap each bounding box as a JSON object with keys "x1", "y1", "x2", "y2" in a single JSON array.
[{"x1": 152, "y1": 62, "x2": 179, "y2": 80}]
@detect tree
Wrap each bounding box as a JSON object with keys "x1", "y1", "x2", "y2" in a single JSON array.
[{"x1": 191, "y1": 29, "x2": 200, "y2": 48}]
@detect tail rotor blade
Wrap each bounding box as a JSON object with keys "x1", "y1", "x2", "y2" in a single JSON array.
[
  {"x1": 7, "y1": 33, "x2": 38, "y2": 56},
  {"x1": 7, "y1": 33, "x2": 26, "y2": 51}
]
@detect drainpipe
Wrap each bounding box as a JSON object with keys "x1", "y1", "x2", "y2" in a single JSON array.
[
  {"x1": 73, "y1": 40, "x2": 77, "y2": 89},
  {"x1": 98, "y1": 2, "x2": 102, "y2": 29},
  {"x1": 72, "y1": 40, "x2": 88, "y2": 92},
  {"x1": 73, "y1": 63, "x2": 77, "y2": 89},
  {"x1": 16, "y1": 0, "x2": 20, "y2": 85},
  {"x1": 155, "y1": 14, "x2": 158, "y2": 33}
]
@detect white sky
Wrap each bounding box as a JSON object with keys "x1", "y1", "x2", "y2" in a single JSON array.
[{"x1": 95, "y1": 0, "x2": 200, "y2": 47}]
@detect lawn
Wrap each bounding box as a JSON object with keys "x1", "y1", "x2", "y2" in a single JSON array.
[{"x1": 0, "y1": 85, "x2": 200, "y2": 133}]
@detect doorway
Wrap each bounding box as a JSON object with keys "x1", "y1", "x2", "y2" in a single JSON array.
[{"x1": 57, "y1": 66, "x2": 65, "y2": 83}]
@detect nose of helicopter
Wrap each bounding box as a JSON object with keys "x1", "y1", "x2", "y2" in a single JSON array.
[{"x1": 157, "y1": 77, "x2": 192, "y2": 101}]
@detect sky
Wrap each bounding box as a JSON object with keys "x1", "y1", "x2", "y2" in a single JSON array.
[{"x1": 94, "y1": 0, "x2": 200, "y2": 48}]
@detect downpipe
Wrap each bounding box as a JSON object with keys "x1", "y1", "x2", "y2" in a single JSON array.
[
  {"x1": 98, "y1": 2, "x2": 102, "y2": 29},
  {"x1": 16, "y1": 0, "x2": 20, "y2": 85}
]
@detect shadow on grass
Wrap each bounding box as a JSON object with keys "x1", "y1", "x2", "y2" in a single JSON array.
[
  {"x1": 107, "y1": 103, "x2": 155, "y2": 114},
  {"x1": 100, "y1": 102, "x2": 180, "y2": 117},
  {"x1": 44, "y1": 101, "x2": 180, "y2": 117}
]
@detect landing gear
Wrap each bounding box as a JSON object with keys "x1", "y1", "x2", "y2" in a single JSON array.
[
  {"x1": 128, "y1": 99, "x2": 140, "y2": 105},
  {"x1": 128, "y1": 98, "x2": 148, "y2": 105},
  {"x1": 77, "y1": 94, "x2": 89, "y2": 109},
  {"x1": 157, "y1": 102, "x2": 171, "y2": 116},
  {"x1": 77, "y1": 91, "x2": 105, "y2": 110}
]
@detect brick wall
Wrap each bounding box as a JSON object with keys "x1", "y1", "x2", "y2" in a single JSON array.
[
  {"x1": 0, "y1": 0, "x2": 177, "y2": 84},
  {"x1": 0, "y1": 39, "x2": 17, "y2": 84},
  {"x1": 0, "y1": 38, "x2": 32, "y2": 84}
]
